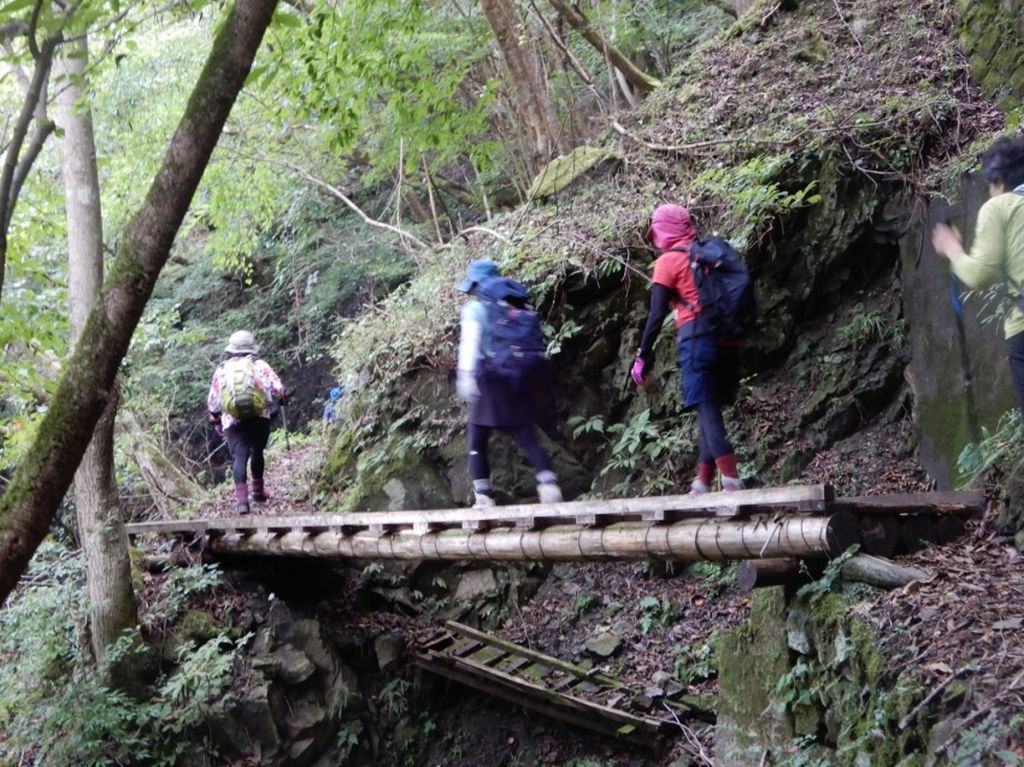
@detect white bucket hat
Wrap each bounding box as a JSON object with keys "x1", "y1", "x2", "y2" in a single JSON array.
[{"x1": 225, "y1": 330, "x2": 259, "y2": 354}]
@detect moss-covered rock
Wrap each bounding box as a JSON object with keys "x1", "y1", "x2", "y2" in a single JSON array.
[
  {"x1": 527, "y1": 146, "x2": 624, "y2": 199},
  {"x1": 714, "y1": 587, "x2": 793, "y2": 766}
]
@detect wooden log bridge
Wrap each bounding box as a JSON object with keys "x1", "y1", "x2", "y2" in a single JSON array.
[{"x1": 124, "y1": 485, "x2": 985, "y2": 564}]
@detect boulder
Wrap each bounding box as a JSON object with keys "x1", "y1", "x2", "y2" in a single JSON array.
[
  {"x1": 454, "y1": 569, "x2": 499, "y2": 602},
  {"x1": 214, "y1": 683, "x2": 282, "y2": 759},
  {"x1": 374, "y1": 633, "x2": 406, "y2": 672},
  {"x1": 584, "y1": 632, "x2": 622, "y2": 658},
  {"x1": 273, "y1": 647, "x2": 316, "y2": 686}
]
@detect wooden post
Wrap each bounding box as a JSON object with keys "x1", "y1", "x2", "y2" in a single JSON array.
[
  {"x1": 738, "y1": 554, "x2": 932, "y2": 591},
  {"x1": 898, "y1": 516, "x2": 937, "y2": 553},
  {"x1": 840, "y1": 554, "x2": 932, "y2": 589},
  {"x1": 859, "y1": 515, "x2": 899, "y2": 557},
  {"x1": 736, "y1": 558, "x2": 809, "y2": 591}
]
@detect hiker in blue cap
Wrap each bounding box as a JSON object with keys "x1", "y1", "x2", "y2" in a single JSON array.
[
  {"x1": 456, "y1": 259, "x2": 563, "y2": 508},
  {"x1": 322, "y1": 386, "x2": 344, "y2": 435}
]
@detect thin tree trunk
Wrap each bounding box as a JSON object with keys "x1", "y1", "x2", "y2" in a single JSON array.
[
  {"x1": 119, "y1": 410, "x2": 204, "y2": 516},
  {"x1": 56, "y1": 37, "x2": 138, "y2": 673},
  {"x1": 0, "y1": 26, "x2": 58, "y2": 307},
  {"x1": 480, "y1": 0, "x2": 563, "y2": 175},
  {"x1": 0, "y1": 0, "x2": 279, "y2": 606},
  {"x1": 545, "y1": 0, "x2": 660, "y2": 94}
]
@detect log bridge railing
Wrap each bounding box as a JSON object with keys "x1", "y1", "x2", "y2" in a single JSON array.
[{"x1": 124, "y1": 485, "x2": 985, "y2": 565}]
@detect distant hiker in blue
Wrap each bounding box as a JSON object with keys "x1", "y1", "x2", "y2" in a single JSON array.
[
  {"x1": 322, "y1": 386, "x2": 343, "y2": 435},
  {"x1": 456, "y1": 259, "x2": 563, "y2": 508}
]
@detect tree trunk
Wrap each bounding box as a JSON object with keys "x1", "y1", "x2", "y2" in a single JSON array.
[
  {"x1": 480, "y1": 0, "x2": 563, "y2": 175},
  {"x1": 56, "y1": 37, "x2": 138, "y2": 672},
  {"x1": 0, "y1": 30, "x2": 58, "y2": 307},
  {"x1": 119, "y1": 410, "x2": 204, "y2": 516},
  {"x1": 545, "y1": 0, "x2": 659, "y2": 94},
  {"x1": 0, "y1": 0, "x2": 279, "y2": 606}
]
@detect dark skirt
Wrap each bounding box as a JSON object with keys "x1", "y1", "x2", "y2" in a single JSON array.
[
  {"x1": 678, "y1": 332, "x2": 740, "y2": 410},
  {"x1": 470, "y1": 358, "x2": 553, "y2": 428}
]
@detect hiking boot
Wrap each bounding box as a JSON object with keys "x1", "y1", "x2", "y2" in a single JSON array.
[
  {"x1": 473, "y1": 492, "x2": 496, "y2": 509},
  {"x1": 537, "y1": 482, "x2": 563, "y2": 504},
  {"x1": 251, "y1": 477, "x2": 268, "y2": 503},
  {"x1": 233, "y1": 482, "x2": 251, "y2": 515},
  {"x1": 722, "y1": 476, "x2": 745, "y2": 492},
  {"x1": 689, "y1": 478, "x2": 712, "y2": 495}
]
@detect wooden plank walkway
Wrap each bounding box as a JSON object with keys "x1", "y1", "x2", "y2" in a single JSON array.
[
  {"x1": 126, "y1": 484, "x2": 834, "y2": 537},
  {"x1": 413, "y1": 621, "x2": 714, "y2": 747}
]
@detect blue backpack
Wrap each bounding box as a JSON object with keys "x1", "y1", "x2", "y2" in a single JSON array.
[
  {"x1": 674, "y1": 238, "x2": 754, "y2": 337},
  {"x1": 475, "y1": 276, "x2": 548, "y2": 382}
]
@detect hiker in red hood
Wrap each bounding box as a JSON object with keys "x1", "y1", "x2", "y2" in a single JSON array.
[{"x1": 630, "y1": 203, "x2": 744, "y2": 493}]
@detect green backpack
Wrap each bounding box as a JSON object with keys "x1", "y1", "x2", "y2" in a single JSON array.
[{"x1": 220, "y1": 356, "x2": 268, "y2": 419}]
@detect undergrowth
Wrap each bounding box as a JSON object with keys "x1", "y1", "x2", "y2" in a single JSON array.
[{"x1": 0, "y1": 542, "x2": 243, "y2": 767}]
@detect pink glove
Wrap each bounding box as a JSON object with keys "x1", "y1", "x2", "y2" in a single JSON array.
[{"x1": 630, "y1": 356, "x2": 647, "y2": 386}]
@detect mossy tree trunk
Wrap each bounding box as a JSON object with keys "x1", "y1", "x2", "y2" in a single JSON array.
[
  {"x1": 0, "y1": 0, "x2": 279, "y2": 606},
  {"x1": 56, "y1": 36, "x2": 139, "y2": 678}
]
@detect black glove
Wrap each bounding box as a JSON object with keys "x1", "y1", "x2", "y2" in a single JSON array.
[{"x1": 277, "y1": 392, "x2": 288, "y2": 407}]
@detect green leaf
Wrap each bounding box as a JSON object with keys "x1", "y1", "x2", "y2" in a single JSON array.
[
  {"x1": 271, "y1": 9, "x2": 303, "y2": 28},
  {"x1": 0, "y1": 0, "x2": 35, "y2": 19}
]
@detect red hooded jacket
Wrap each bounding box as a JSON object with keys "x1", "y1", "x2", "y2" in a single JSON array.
[{"x1": 647, "y1": 203, "x2": 701, "y2": 328}]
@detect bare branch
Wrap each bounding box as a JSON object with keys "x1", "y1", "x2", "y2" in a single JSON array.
[
  {"x1": 545, "y1": 0, "x2": 660, "y2": 93},
  {"x1": 268, "y1": 155, "x2": 432, "y2": 251}
]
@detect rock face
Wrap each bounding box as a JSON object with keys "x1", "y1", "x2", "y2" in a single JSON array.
[
  {"x1": 211, "y1": 600, "x2": 363, "y2": 767},
  {"x1": 902, "y1": 173, "x2": 1016, "y2": 489},
  {"x1": 958, "y1": 0, "x2": 1024, "y2": 110}
]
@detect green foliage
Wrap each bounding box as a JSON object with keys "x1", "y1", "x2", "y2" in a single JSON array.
[
  {"x1": 689, "y1": 560, "x2": 736, "y2": 597},
  {"x1": 836, "y1": 310, "x2": 906, "y2": 350},
  {"x1": 0, "y1": 545, "x2": 244, "y2": 767},
  {"x1": 379, "y1": 677, "x2": 411, "y2": 718},
  {"x1": 795, "y1": 545, "x2": 860, "y2": 607},
  {"x1": 956, "y1": 409, "x2": 1022, "y2": 487},
  {"x1": 251, "y1": 0, "x2": 499, "y2": 188},
  {"x1": 600, "y1": 409, "x2": 696, "y2": 496},
  {"x1": 572, "y1": 590, "x2": 598, "y2": 615},
  {"x1": 691, "y1": 154, "x2": 822, "y2": 249},
  {"x1": 637, "y1": 595, "x2": 678, "y2": 634},
  {"x1": 672, "y1": 640, "x2": 716, "y2": 685}
]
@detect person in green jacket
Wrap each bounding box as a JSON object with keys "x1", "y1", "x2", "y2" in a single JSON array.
[{"x1": 932, "y1": 136, "x2": 1024, "y2": 416}]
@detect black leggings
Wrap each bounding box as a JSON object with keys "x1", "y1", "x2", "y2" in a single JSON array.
[
  {"x1": 468, "y1": 423, "x2": 552, "y2": 481},
  {"x1": 1007, "y1": 332, "x2": 1024, "y2": 420},
  {"x1": 224, "y1": 418, "x2": 271, "y2": 484},
  {"x1": 695, "y1": 400, "x2": 732, "y2": 465}
]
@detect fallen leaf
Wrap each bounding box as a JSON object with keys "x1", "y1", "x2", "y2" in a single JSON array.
[{"x1": 992, "y1": 618, "x2": 1023, "y2": 631}]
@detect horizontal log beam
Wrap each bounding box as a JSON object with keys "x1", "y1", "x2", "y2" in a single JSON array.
[{"x1": 207, "y1": 512, "x2": 861, "y2": 562}]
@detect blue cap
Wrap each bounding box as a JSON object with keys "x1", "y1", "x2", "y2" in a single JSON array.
[
  {"x1": 456, "y1": 259, "x2": 500, "y2": 293},
  {"x1": 329, "y1": 387, "x2": 342, "y2": 400}
]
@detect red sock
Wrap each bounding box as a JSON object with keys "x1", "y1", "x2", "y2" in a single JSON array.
[
  {"x1": 697, "y1": 463, "x2": 715, "y2": 485},
  {"x1": 715, "y1": 453, "x2": 739, "y2": 479}
]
